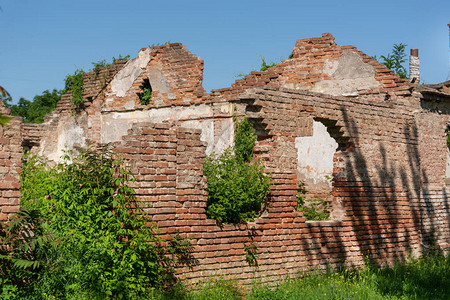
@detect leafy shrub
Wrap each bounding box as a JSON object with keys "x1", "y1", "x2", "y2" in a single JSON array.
[
  {"x1": 64, "y1": 69, "x2": 85, "y2": 109},
  {"x1": 112, "y1": 54, "x2": 131, "y2": 63},
  {"x1": 0, "y1": 147, "x2": 192, "y2": 298},
  {"x1": 92, "y1": 54, "x2": 130, "y2": 73},
  {"x1": 296, "y1": 182, "x2": 331, "y2": 221},
  {"x1": 139, "y1": 87, "x2": 152, "y2": 105},
  {"x1": 258, "y1": 56, "x2": 276, "y2": 72},
  {"x1": 236, "y1": 56, "x2": 277, "y2": 79},
  {"x1": 204, "y1": 118, "x2": 271, "y2": 224},
  {"x1": 234, "y1": 117, "x2": 256, "y2": 162},
  {"x1": 373, "y1": 43, "x2": 408, "y2": 79}
]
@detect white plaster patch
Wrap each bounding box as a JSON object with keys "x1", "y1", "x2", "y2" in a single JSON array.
[
  {"x1": 212, "y1": 118, "x2": 234, "y2": 155},
  {"x1": 180, "y1": 120, "x2": 214, "y2": 154},
  {"x1": 295, "y1": 121, "x2": 338, "y2": 185},
  {"x1": 323, "y1": 58, "x2": 338, "y2": 76},
  {"x1": 312, "y1": 51, "x2": 380, "y2": 96},
  {"x1": 220, "y1": 103, "x2": 232, "y2": 114},
  {"x1": 148, "y1": 64, "x2": 170, "y2": 94},
  {"x1": 139, "y1": 48, "x2": 151, "y2": 69},
  {"x1": 110, "y1": 58, "x2": 141, "y2": 97},
  {"x1": 100, "y1": 105, "x2": 214, "y2": 145},
  {"x1": 49, "y1": 122, "x2": 86, "y2": 162}
]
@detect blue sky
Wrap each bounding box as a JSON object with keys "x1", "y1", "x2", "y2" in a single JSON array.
[{"x1": 1, "y1": 0, "x2": 449, "y2": 103}]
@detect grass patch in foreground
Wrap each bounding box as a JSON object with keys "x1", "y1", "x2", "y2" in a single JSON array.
[{"x1": 150, "y1": 253, "x2": 450, "y2": 300}]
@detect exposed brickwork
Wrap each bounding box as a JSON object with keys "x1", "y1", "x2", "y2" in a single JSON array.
[
  {"x1": 84, "y1": 60, "x2": 128, "y2": 103},
  {"x1": 105, "y1": 82, "x2": 446, "y2": 286},
  {"x1": 144, "y1": 43, "x2": 206, "y2": 105},
  {"x1": 7, "y1": 33, "x2": 450, "y2": 287},
  {"x1": 100, "y1": 43, "x2": 205, "y2": 113},
  {"x1": 211, "y1": 33, "x2": 413, "y2": 101},
  {"x1": 0, "y1": 103, "x2": 22, "y2": 221},
  {"x1": 22, "y1": 123, "x2": 43, "y2": 149},
  {"x1": 414, "y1": 96, "x2": 450, "y2": 250}
]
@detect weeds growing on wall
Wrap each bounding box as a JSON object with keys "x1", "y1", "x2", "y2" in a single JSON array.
[
  {"x1": 64, "y1": 69, "x2": 85, "y2": 109},
  {"x1": 0, "y1": 147, "x2": 192, "y2": 298},
  {"x1": 236, "y1": 56, "x2": 277, "y2": 79},
  {"x1": 149, "y1": 41, "x2": 171, "y2": 47},
  {"x1": 296, "y1": 182, "x2": 331, "y2": 221},
  {"x1": 92, "y1": 54, "x2": 131, "y2": 73},
  {"x1": 65, "y1": 55, "x2": 130, "y2": 110},
  {"x1": 140, "y1": 87, "x2": 152, "y2": 105},
  {"x1": 258, "y1": 56, "x2": 277, "y2": 72},
  {"x1": 373, "y1": 43, "x2": 408, "y2": 79},
  {"x1": 139, "y1": 78, "x2": 153, "y2": 105},
  {"x1": 204, "y1": 117, "x2": 271, "y2": 224},
  {"x1": 244, "y1": 242, "x2": 258, "y2": 266},
  {"x1": 0, "y1": 114, "x2": 11, "y2": 126}
]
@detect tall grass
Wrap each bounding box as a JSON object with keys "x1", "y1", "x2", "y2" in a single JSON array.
[
  {"x1": 3, "y1": 253, "x2": 447, "y2": 299},
  {"x1": 149, "y1": 253, "x2": 449, "y2": 300}
]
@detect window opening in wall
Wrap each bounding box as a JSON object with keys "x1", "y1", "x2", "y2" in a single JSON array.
[
  {"x1": 445, "y1": 124, "x2": 450, "y2": 185},
  {"x1": 295, "y1": 120, "x2": 341, "y2": 221},
  {"x1": 138, "y1": 78, "x2": 152, "y2": 105}
]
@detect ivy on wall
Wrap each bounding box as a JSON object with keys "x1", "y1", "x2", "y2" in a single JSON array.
[{"x1": 64, "y1": 69, "x2": 85, "y2": 110}]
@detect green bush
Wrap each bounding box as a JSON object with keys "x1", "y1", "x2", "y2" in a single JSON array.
[
  {"x1": 204, "y1": 118, "x2": 271, "y2": 224},
  {"x1": 0, "y1": 147, "x2": 192, "y2": 298},
  {"x1": 234, "y1": 117, "x2": 256, "y2": 163},
  {"x1": 64, "y1": 69, "x2": 85, "y2": 109},
  {"x1": 296, "y1": 182, "x2": 331, "y2": 221},
  {"x1": 139, "y1": 87, "x2": 152, "y2": 105}
]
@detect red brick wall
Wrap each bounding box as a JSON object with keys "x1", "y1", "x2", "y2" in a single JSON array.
[
  {"x1": 99, "y1": 43, "x2": 206, "y2": 113},
  {"x1": 14, "y1": 33, "x2": 450, "y2": 287},
  {"x1": 414, "y1": 100, "x2": 450, "y2": 250},
  {"x1": 0, "y1": 104, "x2": 22, "y2": 221},
  {"x1": 108, "y1": 81, "x2": 450, "y2": 287},
  {"x1": 211, "y1": 33, "x2": 412, "y2": 102}
]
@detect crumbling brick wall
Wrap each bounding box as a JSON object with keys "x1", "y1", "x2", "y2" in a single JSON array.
[
  {"x1": 0, "y1": 103, "x2": 22, "y2": 221},
  {"x1": 107, "y1": 83, "x2": 441, "y2": 286},
  {"x1": 211, "y1": 33, "x2": 412, "y2": 102},
  {"x1": 15, "y1": 33, "x2": 450, "y2": 287},
  {"x1": 414, "y1": 96, "x2": 450, "y2": 250}
]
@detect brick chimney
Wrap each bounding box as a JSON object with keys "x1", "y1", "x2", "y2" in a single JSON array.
[{"x1": 409, "y1": 48, "x2": 420, "y2": 84}]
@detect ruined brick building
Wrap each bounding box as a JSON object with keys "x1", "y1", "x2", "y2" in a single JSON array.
[{"x1": 1, "y1": 33, "x2": 450, "y2": 285}]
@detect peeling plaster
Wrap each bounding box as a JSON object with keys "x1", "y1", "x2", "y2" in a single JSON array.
[
  {"x1": 295, "y1": 121, "x2": 338, "y2": 187},
  {"x1": 313, "y1": 51, "x2": 380, "y2": 96},
  {"x1": 110, "y1": 58, "x2": 141, "y2": 97}
]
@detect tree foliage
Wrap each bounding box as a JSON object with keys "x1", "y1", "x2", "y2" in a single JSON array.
[
  {"x1": 204, "y1": 117, "x2": 271, "y2": 224},
  {"x1": 1, "y1": 89, "x2": 62, "y2": 123},
  {"x1": 379, "y1": 43, "x2": 408, "y2": 79},
  {"x1": 0, "y1": 147, "x2": 192, "y2": 298}
]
